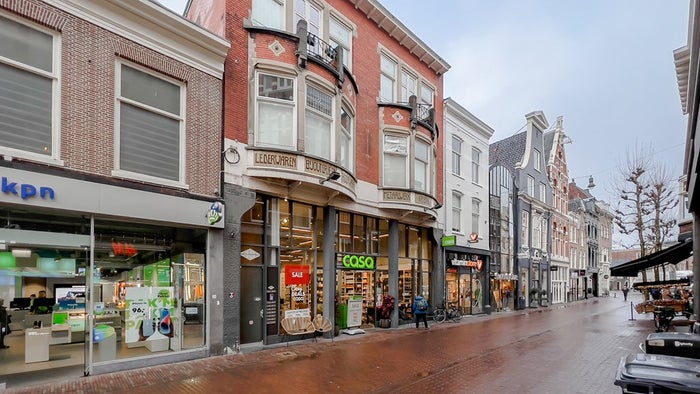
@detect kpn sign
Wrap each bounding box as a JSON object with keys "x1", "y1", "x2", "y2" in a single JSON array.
[{"x1": 340, "y1": 254, "x2": 376, "y2": 270}]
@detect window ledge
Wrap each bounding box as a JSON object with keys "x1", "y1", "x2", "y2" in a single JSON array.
[
  {"x1": 111, "y1": 170, "x2": 189, "y2": 190},
  {"x1": 0, "y1": 149, "x2": 64, "y2": 167}
]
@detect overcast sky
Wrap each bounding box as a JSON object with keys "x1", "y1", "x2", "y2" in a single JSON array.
[{"x1": 159, "y1": 0, "x2": 689, "y2": 242}]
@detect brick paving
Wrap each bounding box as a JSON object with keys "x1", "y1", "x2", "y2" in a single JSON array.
[{"x1": 5, "y1": 292, "x2": 656, "y2": 394}]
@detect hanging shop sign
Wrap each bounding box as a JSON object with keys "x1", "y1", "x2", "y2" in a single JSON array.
[
  {"x1": 284, "y1": 264, "x2": 310, "y2": 285},
  {"x1": 441, "y1": 235, "x2": 456, "y2": 247},
  {"x1": 341, "y1": 254, "x2": 376, "y2": 270},
  {"x1": 451, "y1": 257, "x2": 483, "y2": 271}
]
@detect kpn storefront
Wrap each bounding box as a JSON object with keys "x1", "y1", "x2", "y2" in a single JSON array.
[{"x1": 0, "y1": 167, "x2": 223, "y2": 385}]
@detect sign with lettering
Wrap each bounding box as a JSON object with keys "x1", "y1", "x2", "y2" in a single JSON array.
[
  {"x1": 451, "y1": 258, "x2": 484, "y2": 271},
  {"x1": 341, "y1": 254, "x2": 376, "y2": 270},
  {"x1": 2, "y1": 176, "x2": 55, "y2": 200},
  {"x1": 441, "y1": 235, "x2": 456, "y2": 247},
  {"x1": 284, "y1": 264, "x2": 310, "y2": 285},
  {"x1": 383, "y1": 190, "x2": 410, "y2": 201},
  {"x1": 253, "y1": 151, "x2": 297, "y2": 169}
]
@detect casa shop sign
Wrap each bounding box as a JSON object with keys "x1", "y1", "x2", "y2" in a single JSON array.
[
  {"x1": 342, "y1": 254, "x2": 376, "y2": 270},
  {"x1": 284, "y1": 264, "x2": 310, "y2": 285},
  {"x1": 2, "y1": 176, "x2": 55, "y2": 200}
]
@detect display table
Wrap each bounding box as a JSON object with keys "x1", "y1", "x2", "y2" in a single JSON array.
[{"x1": 25, "y1": 327, "x2": 51, "y2": 363}]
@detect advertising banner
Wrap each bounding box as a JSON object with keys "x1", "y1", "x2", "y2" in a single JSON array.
[
  {"x1": 124, "y1": 286, "x2": 179, "y2": 348},
  {"x1": 284, "y1": 264, "x2": 310, "y2": 285}
]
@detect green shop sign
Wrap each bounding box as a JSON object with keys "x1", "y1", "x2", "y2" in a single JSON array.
[
  {"x1": 441, "y1": 235, "x2": 456, "y2": 247},
  {"x1": 341, "y1": 254, "x2": 376, "y2": 270}
]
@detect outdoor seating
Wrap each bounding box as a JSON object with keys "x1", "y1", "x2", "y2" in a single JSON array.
[
  {"x1": 280, "y1": 315, "x2": 315, "y2": 345},
  {"x1": 312, "y1": 314, "x2": 333, "y2": 342}
]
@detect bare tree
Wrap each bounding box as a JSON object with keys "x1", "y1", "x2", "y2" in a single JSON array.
[{"x1": 612, "y1": 145, "x2": 678, "y2": 282}]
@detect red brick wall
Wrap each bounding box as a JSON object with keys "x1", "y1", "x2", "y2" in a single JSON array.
[
  {"x1": 207, "y1": 0, "x2": 444, "y2": 199},
  {"x1": 2, "y1": 0, "x2": 222, "y2": 197}
]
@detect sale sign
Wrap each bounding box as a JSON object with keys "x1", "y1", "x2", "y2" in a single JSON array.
[{"x1": 285, "y1": 264, "x2": 310, "y2": 285}]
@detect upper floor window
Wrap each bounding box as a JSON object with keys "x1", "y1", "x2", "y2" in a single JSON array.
[
  {"x1": 383, "y1": 134, "x2": 408, "y2": 187},
  {"x1": 472, "y1": 198, "x2": 480, "y2": 235},
  {"x1": 380, "y1": 54, "x2": 397, "y2": 102},
  {"x1": 534, "y1": 149, "x2": 541, "y2": 171},
  {"x1": 0, "y1": 14, "x2": 58, "y2": 162},
  {"x1": 305, "y1": 85, "x2": 333, "y2": 160},
  {"x1": 414, "y1": 138, "x2": 430, "y2": 193},
  {"x1": 452, "y1": 191, "x2": 462, "y2": 233},
  {"x1": 339, "y1": 106, "x2": 354, "y2": 170},
  {"x1": 471, "y1": 147, "x2": 481, "y2": 184},
  {"x1": 527, "y1": 176, "x2": 535, "y2": 196},
  {"x1": 539, "y1": 182, "x2": 547, "y2": 203},
  {"x1": 252, "y1": 0, "x2": 284, "y2": 30},
  {"x1": 522, "y1": 211, "x2": 530, "y2": 248},
  {"x1": 329, "y1": 16, "x2": 352, "y2": 71},
  {"x1": 400, "y1": 70, "x2": 417, "y2": 103},
  {"x1": 256, "y1": 73, "x2": 296, "y2": 149},
  {"x1": 116, "y1": 63, "x2": 184, "y2": 184},
  {"x1": 294, "y1": 0, "x2": 322, "y2": 37},
  {"x1": 420, "y1": 82, "x2": 434, "y2": 107},
  {"x1": 451, "y1": 136, "x2": 462, "y2": 176}
]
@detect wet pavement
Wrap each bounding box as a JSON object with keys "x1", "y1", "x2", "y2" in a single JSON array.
[{"x1": 5, "y1": 292, "x2": 657, "y2": 394}]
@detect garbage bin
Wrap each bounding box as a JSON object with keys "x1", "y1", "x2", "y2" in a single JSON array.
[
  {"x1": 484, "y1": 305, "x2": 492, "y2": 315},
  {"x1": 645, "y1": 332, "x2": 700, "y2": 359},
  {"x1": 614, "y1": 353, "x2": 700, "y2": 393}
]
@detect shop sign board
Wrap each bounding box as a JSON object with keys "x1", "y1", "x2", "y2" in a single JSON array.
[
  {"x1": 346, "y1": 296, "x2": 363, "y2": 328},
  {"x1": 285, "y1": 264, "x2": 310, "y2": 285},
  {"x1": 341, "y1": 254, "x2": 376, "y2": 270},
  {"x1": 441, "y1": 235, "x2": 456, "y2": 247},
  {"x1": 451, "y1": 258, "x2": 483, "y2": 271}
]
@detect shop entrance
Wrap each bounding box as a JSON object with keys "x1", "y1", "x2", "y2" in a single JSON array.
[
  {"x1": 240, "y1": 266, "x2": 263, "y2": 343},
  {"x1": 336, "y1": 270, "x2": 375, "y2": 328}
]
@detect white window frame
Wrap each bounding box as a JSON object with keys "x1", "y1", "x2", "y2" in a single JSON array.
[
  {"x1": 414, "y1": 137, "x2": 430, "y2": 193},
  {"x1": 400, "y1": 69, "x2": 417, "y2": 103},
  {"x1": 534, "y1": 149, "x2": 541, "y2": 171},
  {"x1": 329, "y1": 15, "x2": 352, "y2": 71},
  {"x1": 254, "y1": 71, "x2": 297, "y2": 150},
  {"x1": 452, "y1": 191, "x2": 462, "y2": 233},
  {"x1": 539, "y1": 182, "x2": 546, "y2": 203},
  {"x1": 472, "y1": 198, "x2": 480, "y2": 235},
  {"x1": 522, "y1": 211, "x2": 530, "y2": 248},
  {"x1": 420, "y1": 81, "x2": 434, "y2": 107},
  {"x1": 113, "y1": 61, "x2": 186, "y2": 188},
  {"x1": 382, "y1": 133, "x2": 408, "y2": 187},
  {"x1": 451, "y1": 136, "x2": 462, "y2": 176},
  {"x1": 304, "y1": 84, "x2": 334, "y2": 160},
  {"x1": 471, "y1": 147, "x2": 481, "y2": 184},
  {"x1": 380, "y1": 53, "x2": 397, "y2": 102},
  {"x1": 527, "y1": 176, "x2": 535, "y2": 196},
  {"x1": 339, "y1": 104, "x2": 354, "y2": 172},
  {"x1": 0, "y1": 13, "x2": 62, "y2": 165},
  {"x1": 251, "y1": 0, "x2": 285, "y2": 30}
]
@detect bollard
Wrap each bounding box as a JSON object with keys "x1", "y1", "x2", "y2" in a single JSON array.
[{"x1": 629, "y1": 301, "x2": 636, "y2": 321}]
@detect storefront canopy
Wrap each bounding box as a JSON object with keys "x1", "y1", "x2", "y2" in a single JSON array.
[{"x1": 611, "y1": 240, "x2": 693, "y2": 277}]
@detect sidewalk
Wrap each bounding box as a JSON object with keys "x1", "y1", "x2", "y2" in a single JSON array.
[{"x1": 3, "y1": 298, "x2": 609, "y2": 393}]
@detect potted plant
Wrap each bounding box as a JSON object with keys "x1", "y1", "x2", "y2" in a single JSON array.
[
  {"x1": 378, "y1": 294, "x2": 395, "y2": 328},
  {"x1": 529, "y1": 288, "x2": 540, "y2": 308}
]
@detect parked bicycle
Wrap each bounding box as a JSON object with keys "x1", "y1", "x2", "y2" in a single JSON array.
[{"x1": 432, "y1": 301, "x2": 463, "y2": 323}]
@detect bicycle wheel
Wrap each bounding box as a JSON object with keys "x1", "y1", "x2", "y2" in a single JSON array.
[
  {"x1": 433, "y1": 308, "x2": 446, "y2": 323},
  {"x1": 451, "y1": 308, "x2": 462, "y2": 321}
]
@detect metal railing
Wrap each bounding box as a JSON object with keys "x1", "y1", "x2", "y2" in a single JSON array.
[{"x1": 306, "y1": 32, "x2": 337, "y2": 68}]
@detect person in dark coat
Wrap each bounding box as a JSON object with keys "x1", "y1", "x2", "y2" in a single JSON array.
[
  {"x1": 622, "y1": 285, "x2": 629, "y2": 301},
  {"x1": 413, "y1": 295, "x2": 429, "y2": 329}
]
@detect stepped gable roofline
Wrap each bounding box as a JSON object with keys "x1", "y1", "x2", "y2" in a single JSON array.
[
  {"x1": 348, "y1": 0, "x2": 450, "y2": 75},
  {"x1": 489, "y1": 131, "x2": 526, "y2": 171}
]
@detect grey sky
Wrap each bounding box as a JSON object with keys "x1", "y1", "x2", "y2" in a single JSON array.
[{"x1": 160, "y1": 0, "x2": 689, "y2": 241}]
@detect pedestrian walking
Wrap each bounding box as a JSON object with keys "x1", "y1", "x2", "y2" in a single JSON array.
[
  {"x1": 413, "y1": 295, "x2": 429, "y2": 329},
  {"x1": 622, "y1": 285, "x2": 629, "y2": 301}
]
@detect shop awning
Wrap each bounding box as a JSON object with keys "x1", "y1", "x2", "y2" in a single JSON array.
[
  {"x1": 611, "y1": 240, "x2": 693, "y2": 277},
  {"x1": 632, "y1": 278, "x2": 691, "y2": 289}
]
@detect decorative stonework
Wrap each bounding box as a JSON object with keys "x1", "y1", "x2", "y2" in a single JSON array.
[
  {"x1": 269, "y1": 40, "x2": 285, "y2": 57},
  {"x1": 383, "y1": 190, "x2": 410, "y2": 202},
  {"x1": 392, "y1": 111, "x2": 403, "y2": 123}
]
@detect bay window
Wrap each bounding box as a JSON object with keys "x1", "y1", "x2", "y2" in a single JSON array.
[
  {"x1": 256, "y1": 73, "x2": 295, "y2": 149},
  {"x1": 0, "y1": 14, "x2": 58, "y2": 160},
  {"x1": 305, "y1": 85, "x2": 333, "y2": 160},
  {"x1": 116, "y1": 63, "x2": 184, "y2": 184},
  {"x1": 383, "y1": 134, "x2": 408, "y2": 187},
  {"x1": 414, "y1": 138, "x2": 429, "y2": 193}
]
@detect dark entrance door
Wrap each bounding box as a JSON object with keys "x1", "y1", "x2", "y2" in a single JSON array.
[{"x1": 240, "y1": 266, "x2": 263, "y2": 343}]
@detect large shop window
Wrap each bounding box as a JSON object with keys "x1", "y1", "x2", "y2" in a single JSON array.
[
  {"x1": 305, "y1": 85, "x2": 333, "y2": 160},
  {"x1": 256, "y1": 73, "x2": 296, "y2": 149},
  {"x1": 0, "y1": 14, "x2": 57, "y2": 160},
  {"x1": 117, "y1": 63, "x2": 184, "y2": 184}
]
